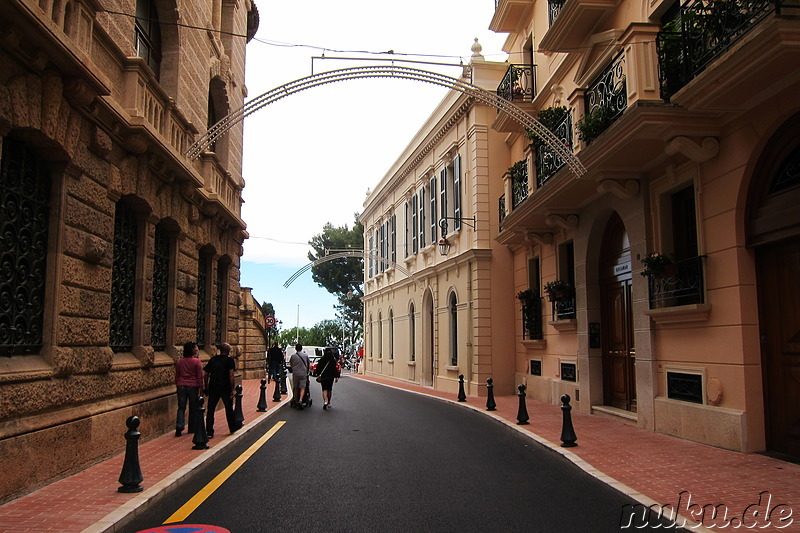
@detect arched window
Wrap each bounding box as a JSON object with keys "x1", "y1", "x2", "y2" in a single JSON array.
[
  {"x1": 449, "y1": 292, "x2": 458, "y2": 366},
  {"x1": 378, "y1": 311, "x2": 383, "y2": 359},
  {"x1": 110, "y1": 202, "x2": 138, "y2": 352},
  {"x1": 215, "y1": 258, "x2": 229, "y2": 345},
  {"x1": 409, "y1": 303, "x2": 415, "y2": 362},
  {"x1": 196, "y1": 251, "x2": 210, "y2": 349},
  {"x1": 135, "y1": 0, "x2": 162, "y2": 78},
  {"x1": 368, "y1": 314, "x2": 373, "y2": 357},
  {"x1": 0, "y1": 138, "x2": 51, "y2": 355},
  {"x1": 150, "y1": 223, "x2": 170, "y2": 351},
  {"x1": 389, "y1": 309, "x2": 394, "y2": 360}
]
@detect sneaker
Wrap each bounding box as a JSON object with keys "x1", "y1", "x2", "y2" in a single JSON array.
[
  {"x1": 207, "y1": 431, "x2": 214, "y2": 438},
  {"x1": 327, "y1": 403, "x2": 332, "y2": 409},
  {"x1": 323, "y1": 403, "x2": 327, "y2": 410}
]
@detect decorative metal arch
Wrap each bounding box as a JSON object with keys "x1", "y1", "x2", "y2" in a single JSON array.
[
  {"x1": 283, "y1": 250, "x2": 424, "y2": 289},
  {"x1": 186, "y1": 66, "x2": 586, "y2": 176}
]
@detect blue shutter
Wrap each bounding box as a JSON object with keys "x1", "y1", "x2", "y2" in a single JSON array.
[
  {"x1": 430, "y1": 176, "x2": 437, "y2": 242},
  {"x1": 412, "y1": 195, "x2": 418, "y2": 253},
  {"x1": 419, "y1": 188, "x2": 426, "y2": 248},
  {"x1": 454, "y1": 155, "x2": 462, "y2": 230}
]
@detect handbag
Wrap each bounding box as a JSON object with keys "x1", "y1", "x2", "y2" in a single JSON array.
[{"x1": 315, "y1": 360, "x2": 331, "y2": 383}]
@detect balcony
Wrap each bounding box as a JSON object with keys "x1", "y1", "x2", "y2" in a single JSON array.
[
  {"x1": 520, "y1": 293, "x2": 544, "y2": 340},
  {"x1": 497, "y1": 64, "x2": 536, "y2": 104},
  {"x1": 647, "y1": 255, "x2": 705, "y2": 309},
  {"x1": 510, "y1": 160, "x2": 529, "y2": 209},
  {"x1": 656, "y1": 0, "x2": 800, "y2": 110},
  {"x1": 577, "y1": 52, "x2": 627, "y2": 145},
  {"x1": 490, "y1": 0, "x2": 534, "y2": 33},
  {"x1": 538, "y1": 0, "x2": 618, "y2": 52},
  {"x1": 535, "y1": 111, "x2": 573, "y2": 187},
  {"x1": 499, "y1": 194, "x2": 507, "y2": 226},
  {"x1": 551, "y1": 296, "x2": 576, "y2": 320},
  {"x1": 199, "y1": 155, "x2": 243, "y2": 220}
]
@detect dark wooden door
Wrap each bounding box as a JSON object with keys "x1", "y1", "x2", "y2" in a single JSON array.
[
  {"x1": 757, "y1": 238, "x2": 800, "y2": 457},
  {"x1": 603, "y1": 279, "x2": 636, "y2": 411}
]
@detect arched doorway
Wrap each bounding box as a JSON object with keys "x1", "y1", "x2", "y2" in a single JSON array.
[
  {"x1": 599, "y1": 212, "x2": 636, "y2": 411},
  {"x1": 421, "y1": 289, "x2": 435, "y2": 387},
  {"x1": 748, "y1": 115, "x2": 800, "y2": 458}
]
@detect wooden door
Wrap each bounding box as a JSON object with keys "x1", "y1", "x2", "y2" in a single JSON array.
[
  {"x1": 757, "y1": 238, "x2": 800, "y2": 457},
  {"x1": 603, "y1": 279, "x2": 636, "y2": 411}
]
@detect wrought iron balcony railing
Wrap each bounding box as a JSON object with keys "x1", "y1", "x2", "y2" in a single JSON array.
[
  {"x1": 521, "y1": 295, "x2": 544, "y2": 340},
  {"x1": 656, "y1": 0, "x2": 776, "y2": 100},
  {"x1": 579, "y1": 53, "x2": 627, "y2": 145},
  {"x1": 647, "y1": 255, "x2": 706, "y2": 309},
  {"x1": 499, "y1": 194, "x2": 507, "y2": 226},
  {"x1": 535, "y1": 112, "x2": 573, "y2": 187},
  {"x1": 549, "y1": 0, "x2": 565, "y2": 25},
  {"x1": 510, "y1": 160, "x2": 529, "y2": 209},
  {"x1": 497, "y1": 64, "x2": 536, "y2": 104},
  {"x1": 552, "y1": 296, "x2": 576, "y2": 320}
]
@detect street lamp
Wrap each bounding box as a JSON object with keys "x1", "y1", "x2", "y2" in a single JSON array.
[{"x1": 437, "y1": 216, "x2": 477, "y2": 256}]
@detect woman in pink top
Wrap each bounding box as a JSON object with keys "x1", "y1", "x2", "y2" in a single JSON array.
[{"x1": 175, "y1": 341, "x2": 204, "y2": 436}]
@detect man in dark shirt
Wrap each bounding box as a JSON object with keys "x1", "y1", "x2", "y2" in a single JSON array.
[
  {"x1": 203, "y1": 343, "x2": 237, "y2": 437},
  {"x1": 266, "y1": 342, "x2": 284, "y2": 383}
]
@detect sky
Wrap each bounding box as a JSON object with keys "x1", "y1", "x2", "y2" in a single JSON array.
[{"x1": 238, "y1": 1, "x2": 509, "y2": 330}]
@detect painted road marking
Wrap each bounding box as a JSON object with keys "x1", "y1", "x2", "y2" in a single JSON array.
[{"x1": 163, "y1": 421, "x2": 286, "y2": 524}]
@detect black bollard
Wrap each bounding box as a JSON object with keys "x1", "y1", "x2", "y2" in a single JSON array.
[
  {"x1": 256, "y1": 378, "x2": 268, "y2": 411},
  {"x1": 118, "y1": 415, "x2": 144, "y2": 493},
  {"x1": 486, "y1": 378, "x2": 497, "y2": 411},
  {"x1": 272, "y1": 374, "x2": 282, "y2": 402},
  {"x1": 233, "y1": 384, "x2": 245, "y2": 430},
  {"x1": 516, "y1": 384, "x2": 530, "y2": 425},
  {"x1": 457, "y1": 374, "x2": 467, "y2": 402},
  {"x1": 280, "y1": 368, "x2": 288, "y2": 394},
  {"x1": 560, "y1": 394, "x2": 578, "y2": 447},
  {"x1": 192, "y1": 396, "x2": 210, "y2": 450}
]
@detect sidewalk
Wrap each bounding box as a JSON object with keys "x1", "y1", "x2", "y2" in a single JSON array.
[
  {"x1": 1, "y1": 374, "x2": 798, "y2": 532},
  {"x1": 354, "y1": 374, "x2": 800, "y2": 532},
  {"x1": 0, "y1": 378, "x2": 291, "y2": 533}
]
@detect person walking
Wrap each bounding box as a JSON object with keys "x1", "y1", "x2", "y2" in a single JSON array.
[
  {"x1": 288, "y1": 343, "x2": 310, "y2": 409},
  {"x1": 266, "y1": 341, "x2": 284, "y2": 384},
  {"x1": 175, "y1": 341, "x2": 203, "y2": 437},
  {"x1": 204, "y1": 343, "x2": 237, "y2": 437},
  {"x1": 317, "y1": 347, "x2": 341, "y2": 410}
]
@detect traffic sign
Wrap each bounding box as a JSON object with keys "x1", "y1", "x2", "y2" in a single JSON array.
[{"x1": 264, "y1": 315, "x2": 276, "y2": 328}]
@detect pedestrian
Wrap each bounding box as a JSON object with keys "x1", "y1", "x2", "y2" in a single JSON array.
[
  {"x1": 317, "y1": 346, "x2": 341, "y2": 410},
  {"x1": 266, "y1": 341, "x2": 284, "y2": 384},
  {"x1": 175, "y1": 341, "x2": 203, "y2": 437},
  {"x1": 288, "y1": 343, "x2": 310, "y2": 409},
  {"x1": 204, "y1": 342, "x2": 237, "y2": 437}
]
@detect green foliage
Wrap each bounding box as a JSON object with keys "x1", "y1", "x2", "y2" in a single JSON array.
[
  {"x1": 576, "y1": 105, "x2": 614, "y2": 144},
  {"x1": 516, "y1": 288, "x2": 539, "y2": 302},
  {"x1": 308, "y1": 213, "x2": 365, "y2": 325},
  {"x1": 640, "y1": 252, "x2": 673, "y2": 277},
  {"x1": 526, "y1": 106, "x2": 569, "y2": 148},
  {"x1": 543, "y1": 280, "x2": 573, "y2": 298}
]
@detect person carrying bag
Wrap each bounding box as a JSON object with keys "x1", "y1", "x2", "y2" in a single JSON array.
[{"x1": 316, "y1": 347, "x2": 341, "y2": 410}]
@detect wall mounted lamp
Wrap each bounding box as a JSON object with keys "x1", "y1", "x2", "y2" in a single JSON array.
[{"x1": 437, "y1": 216, "x2": 477, "y2": 256}]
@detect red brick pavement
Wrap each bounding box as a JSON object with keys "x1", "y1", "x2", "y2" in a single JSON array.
[{"x1": 353, "y1": 374, "x2": 800, "y2": 532}]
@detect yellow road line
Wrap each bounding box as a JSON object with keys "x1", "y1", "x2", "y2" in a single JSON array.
[{"x1": 163, "y1": 420, "x2": 286, "y2": 524}]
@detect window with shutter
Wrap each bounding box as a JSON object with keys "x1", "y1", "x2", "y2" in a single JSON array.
[
  {"x1": 419, "y1": 188, "x2": 426, "y2": 248},
  {"x1": 391, "y1": 214, "x2": 396, "y2": 263},
  {"x1": 412, "y1": 195, "x2": 418, "y2": 253},
  {"x1": 454, "y1": 155, "x2": 462, "y2": 230},
  {"x1": 430, "y1": 176, "x2": 437, "y2": 242},
  {"x1": 440, "y1": 167, "x2": 448, "y2": 233}
]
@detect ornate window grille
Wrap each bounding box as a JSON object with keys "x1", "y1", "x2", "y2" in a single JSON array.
[
  {"x1": 647, "y1": 255, "x2": 705, "y2": 309},
  {"x1": 196, "y1": 256, "x2": 207, "y2": 348},
  {"x1": 520, "y1": 293, "x2": 543, "y2": 340},
  {"x1": 0, "y1": 138, "x2": 51, "y2": 356},
  {"x1": 110, "y1": 203, "x2": 137, "y2": 353},
  {"x1": 510, "y1": 160, "x2": 529, "y2": 209},
  {"x1": 549, "y1": 0, "x2": 565, "y2": 25},
  {"x1": 499, "y1": 194, "x2": 506, "y2": 226},
  {"x1": 581, "y1": 53, "x2": 627, "y2": 144},
  {"x1": 214, "y1": 260, "x2": 227, "y2": 345},
  {"x1": 536, "y1": 112, "x2": 573, "y2": 187},
  {"x1": 552, "y1": 296, "x2": 576, "y2": 320},
  {"x1": 496, "y1": 64, "x2": 536, "y2": 103},
  {"x1": 449, "y1": 292, "x2": 458, "y2": 366},
  {"x1": 150, "y1": 224, "x2": 169, "y2": 351}
]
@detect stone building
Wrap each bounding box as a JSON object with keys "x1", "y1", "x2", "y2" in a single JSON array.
[
  {"x1": 0, "y1": 0, "x2": 261, "y2": 502},
  {"x1": 491, "y1": 0, "x2": 800, "y2": 455},
  {"x1": 360, "y1": 47, "x2": 518, "y2": 397}
]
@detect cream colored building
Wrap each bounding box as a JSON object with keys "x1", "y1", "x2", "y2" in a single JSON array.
[
  {"x1": 360, "y1": 48, "x2": 519, "y2": 397},
  {"x1": 491, "y1": 0, "x2": 800, "y2": 456},
  {"x1": 0, "y1": 0, "x2": 262, "y2": 502}
]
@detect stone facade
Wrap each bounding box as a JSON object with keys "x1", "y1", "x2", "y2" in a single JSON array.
[{"x1": 0, "y1": 0, "x2": 262, "y2": 502}]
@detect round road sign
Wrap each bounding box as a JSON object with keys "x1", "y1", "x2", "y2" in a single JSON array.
[{"x1": 265, "y1": 315, "x2": 276, "y2": 328}]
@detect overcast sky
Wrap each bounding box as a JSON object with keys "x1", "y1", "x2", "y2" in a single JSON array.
[{"x1": 239, "y1": 1, "x2": 509, "y2": 330}]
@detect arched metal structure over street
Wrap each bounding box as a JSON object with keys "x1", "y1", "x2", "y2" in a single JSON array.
[
  {"x1": 283, "y1": 250, "x2": 423, "y2": 289},
  {"x1": 186, "y1": 66, "x2": 586, "y2": 177}
]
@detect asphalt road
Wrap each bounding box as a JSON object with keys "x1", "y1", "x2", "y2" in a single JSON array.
[{"x1": 120, "y1": 376, "x2": 679, "y2": 532}]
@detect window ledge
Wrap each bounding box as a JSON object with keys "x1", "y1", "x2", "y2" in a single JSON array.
[
  {"x1": 445, "y1": 365, "x2": 459, "y2": 372},
  {"x1": 548, "y1": 318, "x2": 577, "y2": 331},
  {"x1": 387, "y1": 359, "x2": 395, "y2": 364},
  {"x1": 407, "y1": 361, "x2": 416, "y2": 367},
  {"x1": 644, "y1": 303, "x2": 711, "y2": 325},
  {"x1": 521, "y1": 339, "x2": 547, "y2": 349}
]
